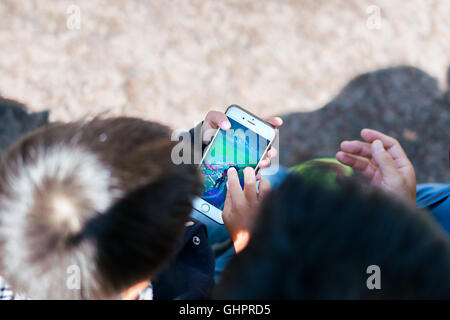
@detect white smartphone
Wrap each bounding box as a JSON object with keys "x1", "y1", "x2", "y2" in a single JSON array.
[{"x1": 193, "y1": 105, "x2": 276, "y2": 224}]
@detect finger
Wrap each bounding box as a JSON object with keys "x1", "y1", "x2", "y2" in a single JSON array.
[
  {"x1": 255, "y1": 171, "x2": 262, "y2": 181},
  {"x1": 243, "y1": 167, "x2": 257, "y2": 203},
  {"x1": 258, "y1": 147, "x2": 277, "y2": 169},
  {"x1": 223, "y1": 184, "x2": 233, "y2": 215},
  {"x1": 258, "y1": 178, "x2": 271, "y2": 199},
  {"x1": 258, "y1": 158, "x2": 271, "y2": 169},
  {"x1": 336, "y1": 151, "x2": 377, "y2": 179},
  {"x1": 202, "y1": 111, "x2": 230, "y2": 143},
  {"x1": 266, "y1": 117, "x2": 283, "y2": 128},
  {"x1": 340, "y1": 140, "x2": 372, "y2": 159},
  {"x1": 204, "y1": 111, "x2": 231, "y2": 131},
  {"x1": 361, "y1": 129, "x2": 408, "y2": 164},
  {"x1": 227, "y1": 167, "x2": 245, "y2": 204},
  {"x1": 370, "y1": 139, "x2": 399, "y2": 180},
  {"x1": 222, "y1": 183, "x2": 234, "y2": 226},
  {"x1": 266, "y1": 147, "x2": 277, "y2": 159}
]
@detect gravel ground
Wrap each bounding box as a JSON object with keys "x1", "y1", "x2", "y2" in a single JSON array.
[
  {"x1": 2, "y1": 65, "x2": 448, "y2": 183},
  {"x1": 0, "y1": 1, "x2": 449, "y2": 182},
  {"x1": 0, "y1": 0, "x2": 449, "y2": 130}
]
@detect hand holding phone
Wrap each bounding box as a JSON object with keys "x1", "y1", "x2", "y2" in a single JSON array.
[
  {"x1": 193, "y1": 105, "x2": 279, "y2": 224},
  {"x1": 201, "y1": 110, "x2": 282, "y2": 170}
]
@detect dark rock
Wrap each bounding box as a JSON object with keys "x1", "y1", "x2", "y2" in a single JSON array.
[
  {"x1": 0, "y1": 97, "x2": 49, "y2": 154},
  {"x1": 280, "y1": 66, "x2": 450, "y2": 183}
]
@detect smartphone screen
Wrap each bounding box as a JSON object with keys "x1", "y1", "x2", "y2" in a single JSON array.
[{"x1": 199, "y1": 117, "x2": 270, "y2": 210}]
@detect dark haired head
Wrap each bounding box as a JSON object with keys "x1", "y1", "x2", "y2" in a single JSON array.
[
  {"x1": 215, "y1": 174, "x2": 450, "y2": 299},
  {"x1": 0, "y1": 117, "x2": 201, "y2": 299}
]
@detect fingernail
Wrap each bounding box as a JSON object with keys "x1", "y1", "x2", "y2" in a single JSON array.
[
  {"x1": 220, "y1": 121, "x2": 231, "y2": 130},
  {"x1": 245, "y1": 167, "x2": 254, "y2": 174},
  {"x1": 373, "y1": 140, "x2": 383, "y2": 152}
]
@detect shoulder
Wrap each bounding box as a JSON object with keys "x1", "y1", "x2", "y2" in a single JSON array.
[
  {"x1": 417, "y1": 184, "x2": 450, "y2": 208},
  {"x1": 417, "y1": 184, "x2": 450, "y2": 235},
  {"x1": 152, "y1": 218, "x2": 215, "y2": 300}
]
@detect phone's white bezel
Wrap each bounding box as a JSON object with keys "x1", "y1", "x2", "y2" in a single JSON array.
[{"x1": 194, "y1": 105, "x2": 276, "y2": 224}]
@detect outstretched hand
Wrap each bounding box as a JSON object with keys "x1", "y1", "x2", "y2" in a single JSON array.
[{"x1": 336, "y1": 129, "x2": 416, "y2": 205}]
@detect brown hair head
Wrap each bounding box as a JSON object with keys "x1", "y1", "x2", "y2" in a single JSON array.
[{"x1": 0, "y1": 117, "x2": 200, "y2": 299}]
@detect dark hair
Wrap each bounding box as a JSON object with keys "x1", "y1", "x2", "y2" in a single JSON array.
[
  {"x1": 0, "y1": 117, "x2": 201, "y2": 299},
  {"x1": 215, "y1": 174, "x2": 450, "y2": 299}
]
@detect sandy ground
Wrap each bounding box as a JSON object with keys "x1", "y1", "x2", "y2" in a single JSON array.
[{"x1": 0, "y1": 0, "x2": 449, "y2": 130}]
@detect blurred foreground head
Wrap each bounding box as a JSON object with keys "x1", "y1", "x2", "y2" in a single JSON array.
[
  {"x1": 215, "y1": 173, "x2": 450, "y2": 299},
  {"x1": 0, "y1": 117, "x2": 200, "y2": 299}
]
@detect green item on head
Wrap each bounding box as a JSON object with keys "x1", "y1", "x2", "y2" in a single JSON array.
[{"x1": 289, "y1": 158, "x2": 353, "y2": 190}]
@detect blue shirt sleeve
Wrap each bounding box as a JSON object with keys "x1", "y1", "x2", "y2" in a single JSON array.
[{"x1": 416, "y1": 183, "x2": 450, "y2": 235}]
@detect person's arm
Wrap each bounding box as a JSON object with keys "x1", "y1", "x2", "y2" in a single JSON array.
[
  {"x1": 336, "y1": 128, "x2": 416, "y2": 205},
  {"x1": 222, "y1": 167, "x2": 271, "y2": 253}
]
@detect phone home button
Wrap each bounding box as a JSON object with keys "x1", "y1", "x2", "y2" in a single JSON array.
[{"x1": 201, "y1": 203, "x2": 210, "y2": 213}]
